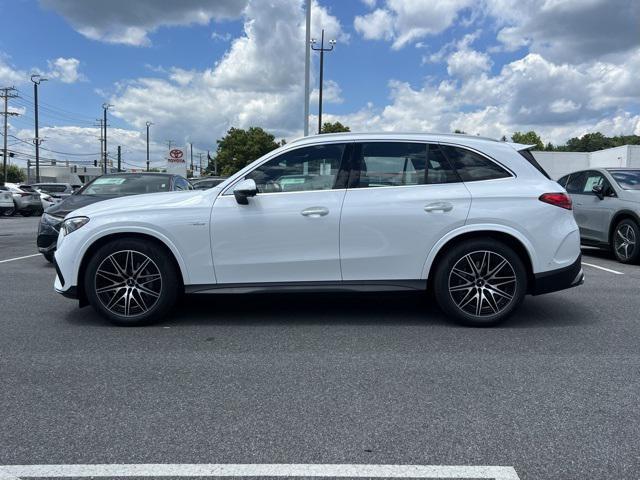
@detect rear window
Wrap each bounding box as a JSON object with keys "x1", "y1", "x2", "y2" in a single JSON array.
[
  {"x1": 440, "y1": 145, "x2": 511, "y2": 182},
  {"x1": 81, "y1": 175, "x2": 171, "y2": 195},
  {"x1": 518, "y1": 149, "x2": 551, "y2": 179},
  {"x1": 37, "y1": 184, "x2": 68, "y2": 193}
]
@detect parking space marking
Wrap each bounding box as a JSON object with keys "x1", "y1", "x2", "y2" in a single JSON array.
[
  {"x1": 0, "y1": 253, "x2": 41, "y2": 264},
  {"x1": 582, "y1": 262, "x2": 624, "y2": 275},
  {"x1": 0, "y1": 463, "x2": 520, "y2": 479}
]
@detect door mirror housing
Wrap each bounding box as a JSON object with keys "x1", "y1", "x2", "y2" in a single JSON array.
[
  {"x1": 233, "y1": 178, "x2": 258, "y2": 205},
  {"x1": 592, "y1": 184, "x2": 604, "y2": 200}
]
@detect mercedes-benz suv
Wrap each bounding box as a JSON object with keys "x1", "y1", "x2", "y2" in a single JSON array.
[{"x1": 53, "y1": 133, "x2": 583, "y2": 327}]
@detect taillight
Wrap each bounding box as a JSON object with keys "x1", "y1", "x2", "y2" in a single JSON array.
[
  {"x1": 18, "y1": 192, "x2": 30, "y2": 197},
  {"x1": 539, "y1": 192, "x2": 572, "y2": 210}
]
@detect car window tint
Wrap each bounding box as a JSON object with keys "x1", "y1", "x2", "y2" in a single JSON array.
[
  {"x1": 356, "y1": 142, "x2": 426, "y2": 188},
  {"x1": 426, "y1": 145, "x2": 459, "y2": 184},
  {"x1": 246, "y1": 144, "x2": 345, "y2": 193},
  {"x1": 565, "y1": 171, "x2": 588, "y2": 194},
  {"x1": 174, "y1": 178, "x2": 191, "y2": 191},
  {"x1": 609, "y1": 170, "x2": 640, "y2": 190},
  {"x1": 557, "y1": 175, "x2": 570, "y2": 187},
  {"x1": 440, "y1": 145, "x2": 511, "y2": 182}
]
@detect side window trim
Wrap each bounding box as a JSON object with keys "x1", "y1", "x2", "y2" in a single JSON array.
[{"x1": 437, "y1": 141, "x2": 516, "y2": 180}]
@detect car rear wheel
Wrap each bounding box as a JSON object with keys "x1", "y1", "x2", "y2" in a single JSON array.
[
  {"x1": 84, "y1": 238, "x2": 178, "y2": 326},
  {"x1": 433, "y1": 239, "x2": 527, "y2": 327},
  {"x1": 612, "y1": 219, "x2": 640, "y2": 264},
  {"x1": 2, "y1": 207, "x2": 15, "y2": 216}
]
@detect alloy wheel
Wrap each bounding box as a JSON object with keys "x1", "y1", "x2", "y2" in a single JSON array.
[
  {"x1": 614, "y1": 224, "x2": 636, "y2": 261},
  {"x1": 94, "y1": 250, "x2": 162, "y2": 317},
  {"x1": 448, "y1": 250, "x2": 517, "y2": 318}
]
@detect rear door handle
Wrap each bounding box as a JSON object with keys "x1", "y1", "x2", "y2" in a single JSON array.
[
  {"x1": 301, "y1": 206, "x2": 329, "y2": 217},
  {"x1": 424, "y1": 202, "x2": 453, "y2": 213}
]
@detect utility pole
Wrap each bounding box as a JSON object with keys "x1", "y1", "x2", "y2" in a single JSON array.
[
  {"x1": 197, "y1": 153, "x2": 203, "y2": 174},
  {"x1": 166, "y1": 140, "x2": 174, "y2": 151},
  {"x1": 96, "y1": 118, "x2": 104, "y2": 172},
  {"x1": 190, "y1": 143, "x2": 194, "y2": 175},
  {"x1": 31, "y1": 75, "x2": 47, "y2": 182},
  {"x1": 311, "y1": 29, "x2": 336, "y2": 135},
  {"x1": 145, "y1": 121, "x2": 152, "y2": 172},
  {"x1": 303, "y1": 0, "x2": 311, "y2": 136},
  {"x1": 102, "y1": 103, "x2": 112, "y2": 174},
  {"x1": 117, "y1": 145, "x2": 121, "y2": 172},
  {"x1": 1, "y1": 87, "x2": 19, "y2": 185}
]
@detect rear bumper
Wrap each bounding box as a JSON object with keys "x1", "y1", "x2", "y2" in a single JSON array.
[{"x1": 531, "y1": 254, "x2": 584, "y2": 295}]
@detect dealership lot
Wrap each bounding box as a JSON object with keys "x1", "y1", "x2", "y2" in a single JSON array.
[{"x1": 0, "y1": 216, "x2": 638, "y2": 480}]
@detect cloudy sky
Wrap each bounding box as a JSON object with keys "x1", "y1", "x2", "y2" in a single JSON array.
[{"x1": 0, "y1": 0, "x2": 638, "y2": 168}]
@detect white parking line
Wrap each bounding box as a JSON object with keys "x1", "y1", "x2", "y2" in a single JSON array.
[
  {"x1": 582, "y1": 262, "x2": 624, "y2": 275},
  {"x1": 0, "y1": 253, "x2": 41, "y2": 264},
  {"x1": 0, "y1": 463, "x2": 520, "y2": 479}
]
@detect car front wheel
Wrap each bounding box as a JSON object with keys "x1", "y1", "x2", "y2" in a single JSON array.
[
  {"x1": 84, "y1": 238, "x2": 178, "y2": 326},
  {"x1": 612, "y1": 219, "x2": 639, "y2": 264},
  {"x1": 433, "y1": 239, "x2": 527, "y2": 327}
]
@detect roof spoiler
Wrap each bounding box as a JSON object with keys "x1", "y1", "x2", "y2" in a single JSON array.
[{"x1": 506, "y1": 142, "x2": 536, "y2": 151}]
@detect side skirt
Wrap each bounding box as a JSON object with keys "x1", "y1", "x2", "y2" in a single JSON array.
[{"x1": 185, "y1": 280, "x2": 427, "y2": 295}]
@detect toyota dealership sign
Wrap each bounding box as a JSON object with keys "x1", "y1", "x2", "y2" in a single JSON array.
[{"x1": 166, "y1": 148, "x2": 187, "y2": 177}]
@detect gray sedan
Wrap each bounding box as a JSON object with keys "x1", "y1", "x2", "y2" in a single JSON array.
[{"x1": 558, "y1": 168, "x2": 640, "y2": 263}]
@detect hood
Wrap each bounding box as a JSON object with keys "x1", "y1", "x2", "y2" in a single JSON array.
[
  {"x1": 46, "y1": 192, "x2": 118, "y2": 218},
  {"x1": 69, "y1": 189, "x2": 211, "y2": 218}
]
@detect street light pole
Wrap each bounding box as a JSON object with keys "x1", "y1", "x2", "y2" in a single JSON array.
[
  {"x1": 311, "y1": 29, "x2": 336, "y2": 135},
  {"x1": 145, "y1": 121, "x2": 152, "y2": 172},
  {"x1": 31, "y1": 75, "x2": 47, "y2": 182},
  {"x1": 102, "y1": 103, "x2": 112, "y2": 174},
  {"x1": 303, "y1": 0, "x2": 311, "y2": 136}
]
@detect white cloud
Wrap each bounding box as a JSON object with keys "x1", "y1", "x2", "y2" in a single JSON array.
[
  {"x1": 354, "y1": 0, "x2": 474, "y2": 49},
  {"x1": 325, "y1": 49, "x2": 640, "y2": 144},
  {"x1": 39, "y1": 0, "x2": 249, "y2": 46},
  {"x1": 0, "y1": 54, "x2": 26, "y2": 85},
  {"x1": 310, "y1": 79, "x2": 344, "y2": 105},
  {"x1": 108, "y1": 0, "x2": 346, "y2": 148},
  {"x1": 354, "y1": 9, "x2": 394, "y2": 41},
  {"x1": 47, "y1": 57, "x2": 85, "y2": 83}
]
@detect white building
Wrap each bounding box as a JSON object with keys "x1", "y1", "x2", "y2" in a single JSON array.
[{"x1": 533, "y1": 145, "x2": 640, "y2": 180}]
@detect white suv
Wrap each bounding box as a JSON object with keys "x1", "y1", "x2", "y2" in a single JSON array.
[{"x1": 53, "y1": 133, "x2": 583, "y2": 326}]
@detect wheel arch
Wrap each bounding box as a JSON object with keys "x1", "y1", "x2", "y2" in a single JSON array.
[
  {"x1": 423, "y1": 227, "x2": 536, "y2": 289},
  {"x1": 75, "y1": 231, "x2": 187, "y2": 307},
  {"x1": 608, "y1": 209, "x2": 640, "y2": 246}
]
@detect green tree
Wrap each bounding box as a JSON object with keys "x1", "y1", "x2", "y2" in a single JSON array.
[
  {"x1": 565, "y1": 132, "x2": 613, "y2": 152},
  {"x1": 320, "y1": 121, "x2": 350, "y2": 134},
  {"x1": 453, "y1": 129, "x2": 466, "y2": 134},
  {"x1": 4, "y1": 164, "x2": 25, "y2": 183},
  {"x1": 511, "y1": 131, "x2": 544, "y2": 150},
  {"x1": 211, "y1": 127, "x2": 281, "y2": 177}
]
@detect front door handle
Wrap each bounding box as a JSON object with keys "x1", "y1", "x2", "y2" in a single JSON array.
[
  {"x1": 301, "y1": 206, "x2": 329, "y2": 217},
  {"x1": 424, "y1": 201, "x2": 453, "y2": 213}
]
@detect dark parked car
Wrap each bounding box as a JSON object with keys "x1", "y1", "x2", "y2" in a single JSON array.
[
  {"x1": 37, "y1": 172, "x2": 193, "y2": 262},
  {"x1": 191, "y1": 176, "x2": 227, "y2": 190}
]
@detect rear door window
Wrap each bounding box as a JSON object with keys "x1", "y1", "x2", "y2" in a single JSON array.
[
  {"x1": 354, "y1": 142, "x2": 426, "y2": 188},
  {"x1": 565, "y1": 171, "x2": 588, "y2": 194},
  {"x1": 439, "y1": 145, "x2": 511, "y2": 182}
]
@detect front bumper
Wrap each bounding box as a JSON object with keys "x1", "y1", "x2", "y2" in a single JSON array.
[
  {"x1": 37, "y1": 218, "x2": 62, "y2": 252},
  {"x1": 530, "y1": 254, "x2": 584, "y2": 296}
]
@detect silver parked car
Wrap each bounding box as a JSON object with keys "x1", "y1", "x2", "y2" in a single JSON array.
[
  {"x1": 3, "y1": 183, "x2": 42, "y2": 216},
  {"x1": 558, "y1": 168, "x2": 640, "y2": 263},
  {"x1": 0, "y1": 186, "x2": 14, "y2": 214}
]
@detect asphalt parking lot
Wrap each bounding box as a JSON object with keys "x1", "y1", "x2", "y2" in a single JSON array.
[{"x1": 0, "y1": 216, "x2": 638, "y2": 480}]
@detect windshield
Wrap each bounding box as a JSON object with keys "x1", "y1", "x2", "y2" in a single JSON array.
[
  {"x1": 80, "y1": 175, "x2": 171, "y2": 196},
  {"x1": 36, "y1": 184, "x2": 68, "y2": 193},
  {"x1": 609, "y1": 170, "x2": 640, "y2": 190}
]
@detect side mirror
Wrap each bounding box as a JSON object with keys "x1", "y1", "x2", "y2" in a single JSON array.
[
  {"x1": 592, "y1": 184, "x2": 604, "y2": 200},
  {"x1": 233, "y1": 179, "x2": 258, "y2": 205}
]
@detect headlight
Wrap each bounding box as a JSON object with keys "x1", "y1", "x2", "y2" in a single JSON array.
[
  {"x1": 60, "y1": 216, "x2": 90, "y2": 237},
  {"x1": 42, "y1": 212, "x2": 63, "y2": 225}
]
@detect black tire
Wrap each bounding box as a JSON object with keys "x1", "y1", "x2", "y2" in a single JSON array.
[
  {"x1": 84, "y1": 238, "x2": 179, "y2": 326},
  {"x1": 43, "y1": 251, "x2": 55, "y2": 263},
  {"x1": 20, "y1": 210, "x2": 34, "y2": 217},
  {"x1": 612, "y1": 218, "x2": 640, "y2": 264},
  {"x1": 433, "y1": 238, "x2": 527, "y2": 327},
  {"x1": 2, "y1": 207, "x2": 15, "y2": 216}
]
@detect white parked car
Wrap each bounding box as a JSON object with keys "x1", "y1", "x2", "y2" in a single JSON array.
[
  {"x1": 0, "y1": 186, "x2": 14, "y2": 214},
  {"x1": 3, "y1": 183, "x2": 42, "y2": 216},
  {"x1": 54, "y1": 133, "x2": 583, "y2": 327}
]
